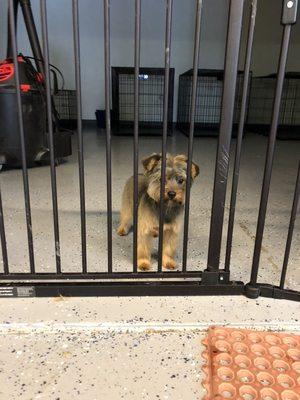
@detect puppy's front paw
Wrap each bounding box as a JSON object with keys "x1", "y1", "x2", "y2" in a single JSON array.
[
  {"x1": 163, "y1": 256, "x2": 177, "y2": 270},
  {"x1": 117, "y1": 225, "x2": 129, "y2": 236},
  {"x1": 138, "y1": 258, "x2": 151, "y2": 271}
]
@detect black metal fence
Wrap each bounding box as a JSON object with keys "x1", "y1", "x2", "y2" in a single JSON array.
[{"x1": 0, "y1": 0, "x2": 299, "y2": 301}]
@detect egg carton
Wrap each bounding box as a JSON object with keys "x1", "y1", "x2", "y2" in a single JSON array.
[{"x1": 202, "y1": 327, "x2": 300, "y2": 400}]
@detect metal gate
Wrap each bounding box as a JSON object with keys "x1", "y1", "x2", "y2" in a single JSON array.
[{"x1": 0, "y1": 0, "x2": 299, "y2": 300}]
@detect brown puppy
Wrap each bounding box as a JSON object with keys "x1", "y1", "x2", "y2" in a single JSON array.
[{"x1": 117, "y1": 153, "x2": 199, "y2": 271}]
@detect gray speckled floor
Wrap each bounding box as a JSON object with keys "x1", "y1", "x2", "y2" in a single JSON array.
[
  {"x1": 0, "y1": 296, "x2": 299, "y2": 399},
  {"x1": 0, "y1": 330, "x2": 204, "y2": 400},
  {"x1": 0, "y1": 128, "x2": 299, "y2": 290},
  {"x1": 0, "y1": 296, "x2": 299, "y2": 330}
]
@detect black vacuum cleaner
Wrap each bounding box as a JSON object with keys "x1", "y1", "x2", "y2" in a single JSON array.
[{"x1": 0, "y1": 0, "x2": 72, "y2": 168}]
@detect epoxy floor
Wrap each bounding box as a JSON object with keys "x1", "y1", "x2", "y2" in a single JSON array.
[
  {"x1": 0, "y1": 128, "x2": 299, "y2": 289},
  {"x1": 0, "y1": 329, "x2": 204, "y2": 400},
  {"x1": 0, "y1": 296, "x2": 299, "y2": 400}
]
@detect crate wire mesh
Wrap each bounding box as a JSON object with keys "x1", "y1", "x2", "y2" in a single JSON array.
[
  {"x1": 111, "y1": 67, "x2": 174, "y2": 135},
  {"x1": 52, "y1": 89, "x2": 77, "y2": 129},
  {"x1": 247, "y1": 73, "x2": 300, "y2": 139},
  {"x1": 177, "y1": 69, "x2": 250, "y2": 137}
]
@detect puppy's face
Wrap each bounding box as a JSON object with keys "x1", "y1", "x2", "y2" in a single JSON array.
[{"x1": 142, "y1": 153, "x2": 199, "y2": 206}]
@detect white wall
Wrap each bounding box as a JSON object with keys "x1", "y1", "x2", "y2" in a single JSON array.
[
  {"x1": 0, "y1": 0, "x2": 299, "y2": 120},
  {"x1": 0, "y1": 0, "x2": 230, "y2": 119},
  {"x1": 240, "y1": 0, "x2": 300, "y2": 75}
]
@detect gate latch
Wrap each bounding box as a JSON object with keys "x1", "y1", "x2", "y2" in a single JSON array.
[
  {"x1": 282, "y1": 0, "x2": 298, "y2": 25},
  {"x1": 201, "y1": 269, "x2": 230, "y2": 285}
]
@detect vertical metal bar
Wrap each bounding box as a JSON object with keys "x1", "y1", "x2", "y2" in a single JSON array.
[
  {"x1": 157, "y1": 0, "x2": 173, "y2": 273},
  {"x1": 182, "y1": 0, "x2": 202, "y2": 272},
  {"x1": 104, "y1": 0, "x2": 113, "y2": 274},
  {"x1": 6, "y1": 0, "x2": 18, "y2": 59},
  {"x1": 133, "y1": 0, "x2": 141, "y2": 272},
  {"x1": 279, "y1": 161, "x2": 300, "y2": 289},
  {"x1": 0, "y1": 187, "x2": 9, "y2": 274},
  {"x1": 73, "y1": 0, "x2": 87, "y2": 274},
  {"x1": 9, "y1": 0, "x2": 35, "y2": 273},
  {"x1": 207, "y1": 0, "x2": 244, "y2": 271},
  {"x1": 250, "y1": 25, "x2": 292, "y2": 285},
  {"x1": 225, "y1": 0, "x2": 257, "y2": 272},
  {"x1": 40, "y1": 0, "x2": 61, "y2": 274}
]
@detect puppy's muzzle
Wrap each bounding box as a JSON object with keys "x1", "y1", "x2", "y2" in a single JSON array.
[{"x1": 167, "y1": 191, "x2": 176, "y2": 200}]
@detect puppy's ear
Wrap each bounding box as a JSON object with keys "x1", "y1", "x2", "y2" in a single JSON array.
[
  {"x1": 142, "y1": 153, "x2": 161, "y2": 173},
  {"x1": 174, "y1": 154, "x2": 199, "y2": 180},
  {"x1": 191, "y1": 161, "x2": 199, "y2": 180},
  {"x1": 174, "y1": 154, "x2": 187, "y2": 164}
]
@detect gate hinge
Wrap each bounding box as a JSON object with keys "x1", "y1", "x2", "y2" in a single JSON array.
[{"x1": 245, "y1": 283, "x2": 261, "y2": 299}]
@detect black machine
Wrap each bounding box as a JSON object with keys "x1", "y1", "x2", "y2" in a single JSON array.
[{"x1": 0, "y1": 0, "x2": 72, "y2": 168}]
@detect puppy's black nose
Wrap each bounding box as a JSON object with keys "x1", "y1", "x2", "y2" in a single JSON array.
[{"x1": 168, "y1": 191, "x2": 176, "y2": 199}]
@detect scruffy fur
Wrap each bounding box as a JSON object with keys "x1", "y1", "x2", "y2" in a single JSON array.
[{"x1": 117, "y1": 153, "x2": 199, "y2": 271}]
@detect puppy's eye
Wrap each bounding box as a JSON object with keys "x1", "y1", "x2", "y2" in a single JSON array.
[{"x1": 177, "y1": 177, "x2": 184, "y2": 184}]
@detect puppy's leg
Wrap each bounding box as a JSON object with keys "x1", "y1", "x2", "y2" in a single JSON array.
[
  {"x1": 137, "y1": 232, "x2": 153, "y2": 271},
  {"x1": 137, "y1": 203, "x2": 155, "y2": 271},
  {"x1": 117, "y1": 206, "x2": 132, "y2": 236},
  {"x1": 162, "y1": 225, "x2": 179, "y2": 270},
  {"x1": 117, "y1": 180, "x2": 133, "y2": 236}
]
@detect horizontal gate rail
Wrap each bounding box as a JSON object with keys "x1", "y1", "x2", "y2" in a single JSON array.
[
  {"x1": 0, "y1": 281, "x2": 245, "y2": 298},
  {"x1": 0, "y1": 271, "x2": 204, "y2": 280},
  {"x1": 258, "y1": 284, "x2": 300, "y2": 302},
  {"x1": 1, "y1": 280, "x2": 299, "y2": 299}
]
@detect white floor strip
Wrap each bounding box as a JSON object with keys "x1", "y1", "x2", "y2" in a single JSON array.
[{"x1": 0, "y1": 321, "x2": 299, "y2": 334}]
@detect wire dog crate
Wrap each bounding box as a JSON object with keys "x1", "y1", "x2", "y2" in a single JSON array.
[
  {"x1": 111, "y1": 67, "x2": 174, "y2": 135},
  {"x1": 177, "y1": 69, "x2": 251, "y2": 137},
  {"x1": 247, "y1": 72, "x2": 300, "y2": 140},
  {"x1": 53, "y1": 89, "x2": 77, "y2": 130}
]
